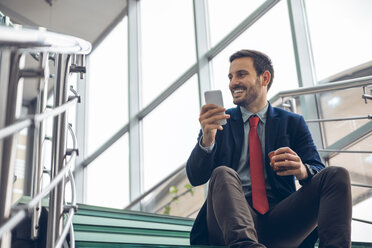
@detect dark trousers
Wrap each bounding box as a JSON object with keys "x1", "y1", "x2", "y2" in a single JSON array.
[{"x1": 206, "y1": 166, "x2": 352, "y2": 248}]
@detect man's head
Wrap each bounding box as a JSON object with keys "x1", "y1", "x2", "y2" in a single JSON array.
[
  {"x1": 229, "y1": 49, "x2": 274, "y2": 90},
  {"x1": 228, "y1": 49, "x2": 274, "y2": 111}
]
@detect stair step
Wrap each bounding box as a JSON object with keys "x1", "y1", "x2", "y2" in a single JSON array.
[{"x1": 74, "y1": 203, "x2": 194, "y2": 247}]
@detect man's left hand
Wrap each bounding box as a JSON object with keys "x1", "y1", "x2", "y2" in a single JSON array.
[{"x1": 270, "y1": 147, "x2": 308, "y2": 180}]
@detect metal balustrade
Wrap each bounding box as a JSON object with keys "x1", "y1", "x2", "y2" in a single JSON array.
[{"x1": 0, "y1": 24, "x2": 90, "y2": 248}]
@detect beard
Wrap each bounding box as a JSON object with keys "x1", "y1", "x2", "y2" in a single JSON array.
[{"x1": 232, "y1": 77, "x2": 261, "y2": 108}]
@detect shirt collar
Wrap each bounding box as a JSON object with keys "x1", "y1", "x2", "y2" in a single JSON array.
[{"x1": 240, "y1": 102, "x2": 268, "y2": 124}]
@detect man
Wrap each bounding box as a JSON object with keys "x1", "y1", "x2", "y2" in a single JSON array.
[{"x1": 186, "y1": 49, "x2": 352, "y2": 248}]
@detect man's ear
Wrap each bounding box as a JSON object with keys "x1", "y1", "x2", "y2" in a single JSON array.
[{"x1": 261, "y1": 70, "x2": 271, "y2": 87}]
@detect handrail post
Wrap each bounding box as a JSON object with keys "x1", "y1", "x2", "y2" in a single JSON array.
[
  {"x1": 0, "y1": 51, "x2": 25, "y2": 247},
  {"x1": 46, "y1": 53, "x2": 71, "y2": 248},
  {"x1": 30, "y1": 52, "x2": 50, "y2": 239}
]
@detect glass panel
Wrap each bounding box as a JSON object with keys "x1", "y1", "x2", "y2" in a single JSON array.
[
  {"x1": 86, "y1": 134, "x2": 129, "y2": 208},
  {"x1": 207, "y1": 0, "x2": 264, "y2": 47},
  {"x1": 329, "y1": 135, "x2": 372, "y2": 242},
  {"x1": 352, "y1": 198, "x2": 372, "y2": 242},
  {"x1": 306, "y1": 0, "x2": 372, "y2": 81},
  {"x1": 88, "y1": 18, "x2": 128, "y2": 155},
  {"x1": 140, "y1": 0, "x2": 196, "y2": 108},
  {"x1": 318, "y1": 87, "x2": 371, "y2": 146},
  {"x1": 210, "y1": 0, "x2": 298, "y2": 109},
  {"x1": 142, "y1": 75, "x2": 200, "y2": 191}
]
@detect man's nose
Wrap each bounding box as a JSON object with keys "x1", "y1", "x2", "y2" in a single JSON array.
[{"x1": 229, "y1": 77, "x2": 239, "y2": 86}]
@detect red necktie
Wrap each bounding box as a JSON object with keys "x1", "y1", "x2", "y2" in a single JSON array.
[{"x1": 249, "y1": 116, "x2": 269, "y2": 214}]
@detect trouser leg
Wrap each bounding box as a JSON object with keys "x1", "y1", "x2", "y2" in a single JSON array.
[
  {"x1": 206, "y1": 166, "x2": 265, "y2": 248},
  {"x1": 261, "y1": 166, "x2": 352, "y2": 248}
]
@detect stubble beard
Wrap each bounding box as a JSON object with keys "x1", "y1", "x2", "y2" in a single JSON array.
[{"x1": 233, "y1": 77, "x2": 261, "y2": 109}]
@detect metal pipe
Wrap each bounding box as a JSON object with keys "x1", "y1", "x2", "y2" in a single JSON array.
[
  {"x1": 34, "y1": 97, "x2": 78, "y2": 124},
  {"x1": 305, "y1": 115, "x2": 372, "y2": 123},
  {"x1": 46, "y1": 53, "x2": 71, "y2": 248},
  {"x1": 0, "y1": 97, "x2": 78, "y2": 140},
  {"x1": 0, "y1": 150, "x2": 77, "y2": 239},
  {"x1": 55, "y1": 169, "x2": 77, "y2": 248},
  {"x1": 276, "y1": 75, "x2": 372, "y2": 99},
  {"x1": 351, "y1": 183, "x2": 372, "y2": 189},
  {"x1": 0, "y1": 26, "x2": 91, "y2": 55},
  {"x1": 0, "y1": 210, "x2": 27, "y2": 238},
  {"x1": 30, "y1": 51, "x2": 49, "y2": 239},
  {"x1": 318, "y1": 149, "x2": 372, "y2": 154},
  {"x1": 0, "y1": 51, "x2": 24, "y2": 247},
  {"x1": 352, "y1": 218, "x2": 372, "y2": 225},
  {"x1": 0, "y1": 118, "x2": 32, "y2": 140}
]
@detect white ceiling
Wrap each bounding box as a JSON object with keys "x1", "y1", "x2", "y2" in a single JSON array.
[{"x1": 0, "y1": 0, "x2": 127, "y2": 48}]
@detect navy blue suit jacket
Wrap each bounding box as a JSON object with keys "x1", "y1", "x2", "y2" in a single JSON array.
[{"x1": 186, "y1": 103, "x2": 325, "y2": 245}]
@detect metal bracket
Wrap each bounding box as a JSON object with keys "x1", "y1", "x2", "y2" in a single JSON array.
[
  {"x1": 68, "y1": 86, "x2": 81, "y2": 103},
  {"x1": 362, "y1": 86, "x2": 372, "y2": 104},
  {"x1": 70, "y1": 64, "x2": 86, "y2": 79},
  {"x1": 19, "y1": 68, "x2": 45, "y2": 79},
  {"x1": 63, "y1": 204, "x2": 78, "y2": 213},
  {"x1": 281, "y1": 97, "x2": 297, "y2": 113},
  {"x1": 66, "y1": 148, "x2": 79, "y2": 156}
]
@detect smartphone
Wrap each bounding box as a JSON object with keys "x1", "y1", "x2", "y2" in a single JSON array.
[{"x1": 204, "y1": 90, "x2": 227, "y2": 125}]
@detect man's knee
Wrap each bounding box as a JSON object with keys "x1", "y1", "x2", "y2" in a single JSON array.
[
  {"x1": 210, "y1": 166, "x2": 239, "y2": 184},
  {"x1": 321, "y1": 166, "x2": 351, "y2": 190}
]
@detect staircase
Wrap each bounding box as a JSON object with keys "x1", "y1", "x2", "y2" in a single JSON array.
[
  {"x1": 73, "y1": 204, "x2": 197, "y2": 247},
  {"x1": 73, "y1": 203, "x2": 372, "y2": 248},
  {"x1": 11, "y1": 197, "x2": 372, "y2": 247}
]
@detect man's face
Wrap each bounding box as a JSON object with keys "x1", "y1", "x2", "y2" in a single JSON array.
[{"x1": 228, "y1": 57, "x2": 266, "y2": 109}]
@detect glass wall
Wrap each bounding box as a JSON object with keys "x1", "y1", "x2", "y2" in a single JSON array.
[
  {"x1": 86, "y1": 17, "x2": 129, "y2": 208},
  {"x1": 211, "y1": 0, "x2": 298, "y2": 109},
  {"x1": 142, "y1": 76, "x2": 200, "y2": 191},
  {"x1": 207, "y1": 0, "x2": 264, "y2": 47},
  {"x1": 140, "y1": 0, "x2": 196, "y2": 108},
  {"x1": 305, "y1": 0, "x2": 372, "y2": 81},
  {"x1": 86, "y1": 134, "x2": 129, "y2": 208},
  {"x1": 88, "y1": 17, "x2": 128, "y2": 155}
]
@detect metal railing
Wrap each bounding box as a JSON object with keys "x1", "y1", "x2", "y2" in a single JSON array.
[{"x1": 0, "y1": 24, "x2": 90, "y2": 247}]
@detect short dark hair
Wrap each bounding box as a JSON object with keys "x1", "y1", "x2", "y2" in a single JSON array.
[{"x1": 229, "y1": 49, "x2": 274, "y2": 91}]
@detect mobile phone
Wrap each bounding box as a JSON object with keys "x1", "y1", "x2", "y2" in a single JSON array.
[{"x1": 204, "y1": 90, "x2": 227, "y2": 125}]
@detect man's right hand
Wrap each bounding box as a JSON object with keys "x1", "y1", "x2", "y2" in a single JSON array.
[{"x1": 199, "y1": 104, "x2": 230, "y2": 147}]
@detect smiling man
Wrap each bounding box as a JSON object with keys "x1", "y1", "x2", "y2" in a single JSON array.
[{"x1": 186, "y1": 49, "x2": 352, "y2": 248}]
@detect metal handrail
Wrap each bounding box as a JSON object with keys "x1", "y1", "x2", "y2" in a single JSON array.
[
  {"x1": 273, "y1": 75, "x2": 372, "y2": 99},
  {"x1": 0, "y1": 103, "x2": 79, "y2": 242},
  {"x1": 55, "y1": 168, "x2": 77, "y2": 248},
  {"x1": 0, "y1": 25, "x2": 91, "y2": 54},
  {"x1": 318, "y1": 149, "x2": 372, "y2": 154},
  {"x1": 305, "y1": 115, "x2": 372, "y2": 123},
  {"x1": 351, "y1": 183, "x2": 372, "y2": 189},
  {"x1": 0, "y1": 147, "x2": 78, "y2": 239},
  {"x1": 352, "y1": 218, "x2": 372, "y2": 225},
  {"x1": 0, "y1": 96, "x2": 79, "y2": 140}
]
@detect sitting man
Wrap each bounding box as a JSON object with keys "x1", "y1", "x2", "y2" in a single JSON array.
[{"x1": 186, "y1": 49, "x2": 352, "y2": 248}]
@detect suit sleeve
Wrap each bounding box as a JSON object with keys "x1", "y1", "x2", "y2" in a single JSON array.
[
  {"x1": 186, "y1": 130, "x2": 218, "y2": 186},
  {"x1": 293, "y1": 116, "x2": 325, "y2": 174}
]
